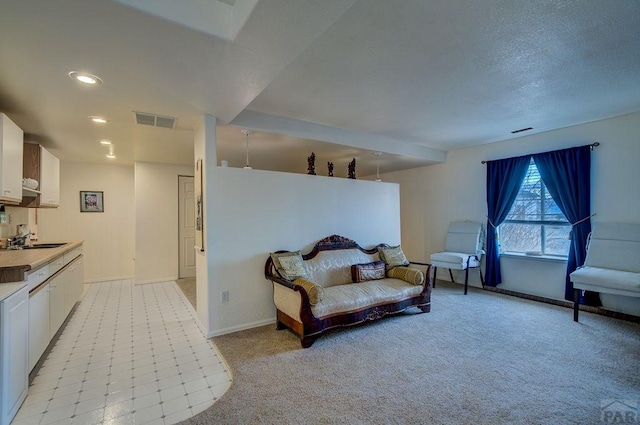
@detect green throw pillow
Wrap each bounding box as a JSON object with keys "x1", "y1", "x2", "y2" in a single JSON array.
[
  {"x1": 377, "y1": 245, "x2": 410, "y2": 270},
  {"x1": 271, "y1": 251, "x2": 307, "y2": 280}
]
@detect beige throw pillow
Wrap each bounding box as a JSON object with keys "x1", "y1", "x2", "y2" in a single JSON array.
[
  {"x1": 377, "y1": 245, "x2": 410, "y2": 270},
  {"x1": 271, "y1": 251, "x2": 307, "y2": 280}
]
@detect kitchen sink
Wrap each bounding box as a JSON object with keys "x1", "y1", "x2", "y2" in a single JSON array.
[{"x1": 21, "y1": 243, "x2": 67, "y2": 249}]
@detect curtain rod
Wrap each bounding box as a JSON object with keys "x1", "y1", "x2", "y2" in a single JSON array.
[{"x1": 480, "y1": 142, "x2": 600, "y2": 164}]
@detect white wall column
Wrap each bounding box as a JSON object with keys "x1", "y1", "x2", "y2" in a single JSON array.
[{"x1": 194, "y1": 115, "x2": 217, "y2": 335}]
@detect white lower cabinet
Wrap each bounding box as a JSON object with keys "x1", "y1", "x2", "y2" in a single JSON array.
[
  {"x1": 64, "y1": 258, "x2": 83, "y2": 317},
  {"x1": 1, "y1": 286, "x2": 29, "y2": 425},
  {"x1": 28, "y1": 283, "x2": 50, "y2": 371},
  {"x1": 27, "y1": 250, "x2": 84, "y2": 375},
  {"x1": 48, "y1": 272, "x2": 66, "y2": 340}
]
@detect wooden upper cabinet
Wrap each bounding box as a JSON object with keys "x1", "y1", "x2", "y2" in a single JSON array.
[
  {"x1": 0, "y1": 113, "x2": 24, "y2": 205},
  {"x1": 20, "y1": 143, "x2": 60, "y2": 208}
]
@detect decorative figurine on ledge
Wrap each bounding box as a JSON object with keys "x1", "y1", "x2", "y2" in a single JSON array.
[
  {"x1": 348, "y1": 158, "x2": 356, "y2": 179},
  {"x1": 327, "y1": 161, "x2": 334, "y2": 177},
  {"x1": 307, "y1": 152, "x2": 316, "y2": 175}
]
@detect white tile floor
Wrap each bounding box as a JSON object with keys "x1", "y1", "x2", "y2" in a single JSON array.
[{"x1": 13, "y1": 280, "x2": 232, "y2": 425}]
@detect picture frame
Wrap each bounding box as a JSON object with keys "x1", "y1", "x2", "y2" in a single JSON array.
[{"x1": 80, "y1": 191, "x2": 104, "y2": 212}]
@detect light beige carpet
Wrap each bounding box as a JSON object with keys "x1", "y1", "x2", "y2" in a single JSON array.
[
  {"x1": 181, "y1": 281, "x2": 640, "y2": 425},
  {"x1": 176, "y1": 277, "x2": 196, "y2": 310}
]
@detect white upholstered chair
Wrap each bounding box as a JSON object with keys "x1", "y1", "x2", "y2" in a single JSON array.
[{"x1": 430, "y1": 221, "x2": 485, "y2": 295}]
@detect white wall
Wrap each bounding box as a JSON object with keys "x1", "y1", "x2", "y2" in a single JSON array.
[
  {"x1": 134, "y1": 162, "x2": 194, "y2": 283},
  {"x1": 194, "y1": 115, "x2": 217, "y2": 333},
  {"x1": 382, "y1": 112, "x2": 640, "y2": 314},
  {"x1": 204, "y1": 167, "x2": 401, "y2": 336},
  {"x1": 197, "y1": 115, "x2": 403, "y2": 336},
  {"x1": 1, "y1": 206, "x2": 29, "y2": 238},
  {"x1": 38, "y1": 161, "x2": 135, "y2": 283}
]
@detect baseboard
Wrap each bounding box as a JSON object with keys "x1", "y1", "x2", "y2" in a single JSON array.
[
  {"x1": 207, "y1": 318, "x2": 276, "y2": 338},
  {"x1": 135, "y1": 277, "x2": 178, "y2": 285},
  {"x1": 482, "y1": 284, "x2": 640, "y2": 323},
  {"x1": 84, "y1": 276, "x2": 135, "y2": 284}
]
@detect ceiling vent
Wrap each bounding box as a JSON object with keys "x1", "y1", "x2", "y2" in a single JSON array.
[{"x1": 134, "y1": 111, "x2": 176, "y2": 129}]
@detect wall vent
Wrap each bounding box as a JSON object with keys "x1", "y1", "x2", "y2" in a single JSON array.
[{"x1": 134, "y1": 111, "x2": 176, "y2": 129}]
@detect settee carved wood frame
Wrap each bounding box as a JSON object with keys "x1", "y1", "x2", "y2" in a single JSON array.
[{"x1": 265, "y1": 235, "x2": 432, "y2": 348}]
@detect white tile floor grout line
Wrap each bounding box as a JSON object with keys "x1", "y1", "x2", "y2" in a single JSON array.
[{"x1": 13, "y1": 280, "x2": 232, "y2": 425}]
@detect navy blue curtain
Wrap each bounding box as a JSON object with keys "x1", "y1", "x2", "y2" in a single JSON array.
[
  {"x1": 532, "y1": 146, "x2": 599, "y2": 305},
  {"x1": 485, "y1": 155, "x2": 531, "y2": 286}
]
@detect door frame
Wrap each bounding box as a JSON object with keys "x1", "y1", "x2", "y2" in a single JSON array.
[{"x1": 178, "y1": 175, "x2": 196, "y2": 279}]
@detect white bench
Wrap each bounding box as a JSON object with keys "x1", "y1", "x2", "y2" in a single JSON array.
[{"x1": 570, "y1": 222, "x2": 640, "y2": 322}]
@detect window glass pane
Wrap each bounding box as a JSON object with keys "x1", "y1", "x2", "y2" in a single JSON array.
[
  {"x1": 544, "y1": 225, "x2": 571, "y2": 256},
  {"x1": 543, "y1": 197, "x2": 566, "y2": 221},
  {"x1": 500, "y1": 223, "x2": 541, "y2": 253},
  {"x1": 501, "y1": 159, "x2": 570, "y2": 257},
  {"x1": 506, "y1": 160, "x2": 543, "y2": 221}
]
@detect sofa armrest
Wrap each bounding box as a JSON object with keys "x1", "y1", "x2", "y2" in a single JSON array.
[
  {"x1": 408, "y1": 261, "x2": 432, "y2": 294},
  {"x1": 267, "y1": 273, "x2": 297, "y2": 290},
  {"x1": 266, "y1": 253, "x2": 317, "y2": 307}
]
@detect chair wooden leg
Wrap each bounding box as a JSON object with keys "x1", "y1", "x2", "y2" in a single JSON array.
[
  {"x1": 433, "y1": 267, "x2": 437, "y2": 288},
  {"x1": 464, "y1": 267, "x2": 469, "y2": 295},
  {"x1": 448, "y1": 269, "x2": 455, "y2": 283},
  {"x1": 573, "y1": 288, "x2": 580, "y2": 322}
]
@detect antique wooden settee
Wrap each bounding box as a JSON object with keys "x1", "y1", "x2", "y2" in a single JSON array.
[{"x1": 264, "y1": 235, "x2": 431, "y2": 347}]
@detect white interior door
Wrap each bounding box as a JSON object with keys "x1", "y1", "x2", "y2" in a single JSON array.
[{"x1": 178, "y1": 175, "x2": 196, "y2": 278}]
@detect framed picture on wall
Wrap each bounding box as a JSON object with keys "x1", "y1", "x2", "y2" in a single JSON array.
[{"x1": 80, "y1": 191, "x2": 104, "y2": 212}]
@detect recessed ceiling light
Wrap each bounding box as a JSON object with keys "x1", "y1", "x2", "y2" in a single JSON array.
[
  {"x1": 99, "y1": 140, "x2": 112, "y2": 145},
  {"x1": 89, "y1": 116, "x2": 108, "y2": 124},
  {"x1": 69, "y1": 71, "x2": 103, "y2": 85}
]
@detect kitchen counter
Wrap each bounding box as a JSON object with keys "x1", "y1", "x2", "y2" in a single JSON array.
[{"x1": 0, "y1": 241, "x2": 83, "y2": 284}]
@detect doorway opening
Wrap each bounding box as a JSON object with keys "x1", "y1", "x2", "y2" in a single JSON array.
[{"x1": 178, "y1": 175, "x2": 196, "y2": 309}]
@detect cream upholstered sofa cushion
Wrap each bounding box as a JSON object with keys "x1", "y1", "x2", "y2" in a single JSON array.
[{"x1": 311, "y1": 278, "x2": 423, "y2": 318}]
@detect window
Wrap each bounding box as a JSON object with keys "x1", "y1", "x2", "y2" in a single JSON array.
[{"x1": 500, "y1": 159, "x2": 571, "y2": 256}]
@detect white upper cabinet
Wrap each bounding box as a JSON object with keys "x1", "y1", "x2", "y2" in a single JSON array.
[
  {"x1": 0, "y1": 113, "x2": 24, "y2": 205},
  {"x1": 39, "y1": 146, "x2": 60, "y2": 207}
]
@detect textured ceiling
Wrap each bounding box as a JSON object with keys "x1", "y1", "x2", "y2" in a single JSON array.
[{"x1": 0, "y1": 0, "x2": 638, "y2": 175}]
